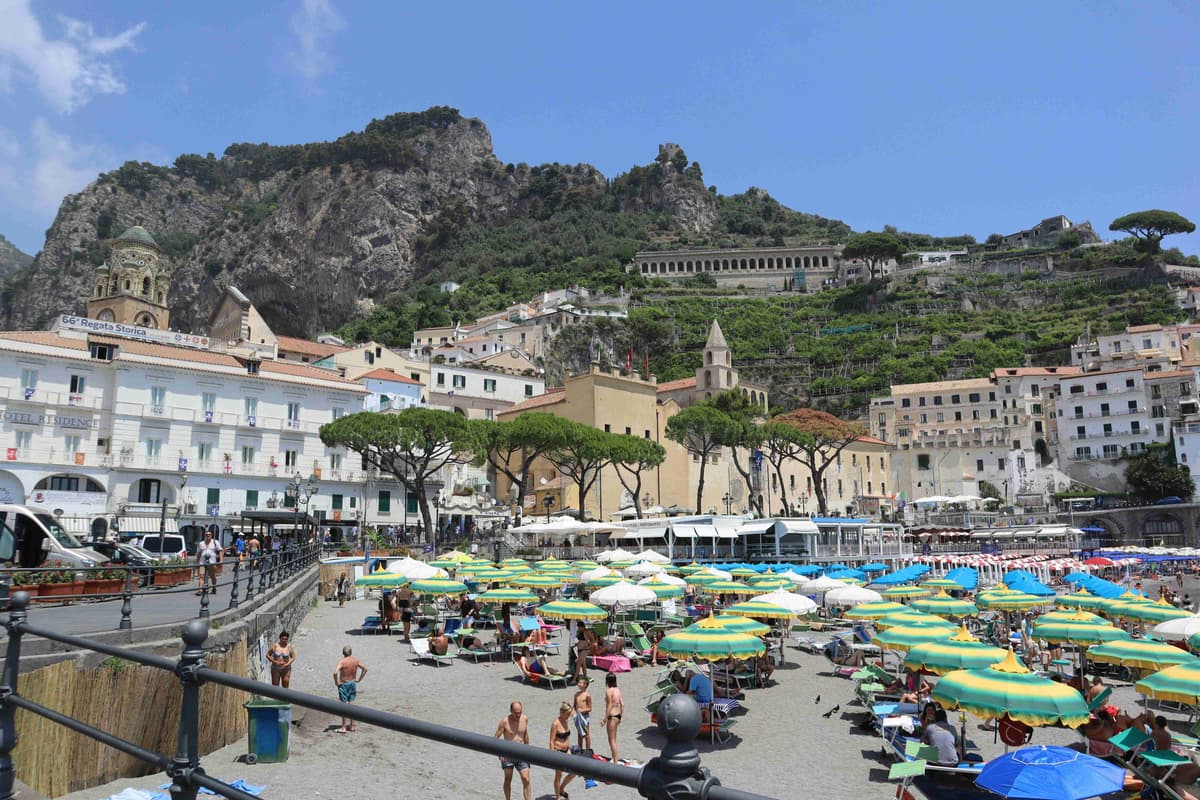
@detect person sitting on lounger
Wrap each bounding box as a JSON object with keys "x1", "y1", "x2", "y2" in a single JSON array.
[
  {"x1": 525, "y1": 626, "x2": 550, "y2": 648},
  {"x1": 518, "y1": 648, "x2": 564, "y2": 678},
  {"x1": 755, "y1": 642, "x2": 775, "y2": 686},
  {"x1": 429, "y1": 627, "x2": 451, "y2": 656},
  {"x1": 920, "y1": 707, "x2": 960, "y2": 765}
]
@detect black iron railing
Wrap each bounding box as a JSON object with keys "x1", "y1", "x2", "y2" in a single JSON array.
[
  {"x1": 0, "y1": 542, "x2": 320, "y2": 631},
  {"x1": 0, "y1": 592, "x2": 775, "y2": 800}
]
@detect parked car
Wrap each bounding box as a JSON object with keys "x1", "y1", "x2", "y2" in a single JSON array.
[
  {"x1": 0, "y1": 504, "x2": 109, "y2": 568},
  {"x1": 82, "y1": 541, "x2": 159, "y2": 585},
  {"x1": 1156, "y1": 496, "x2": 1186, "y2": 505},
  {"x1": 136, "y1": 533, "x2": 188, "y2": 559}
]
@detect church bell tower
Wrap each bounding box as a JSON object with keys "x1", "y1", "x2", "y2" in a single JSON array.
[{"x1": 87, "y1": 225, "x2": 173, "y2": 328}]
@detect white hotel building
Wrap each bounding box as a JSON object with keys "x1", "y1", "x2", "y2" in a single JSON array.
[{"x1": 0, "y1": 226, "x2": 412, "y2": 540}]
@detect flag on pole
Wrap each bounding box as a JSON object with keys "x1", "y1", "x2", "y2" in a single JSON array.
[{"x1": 626, "y1": 346, "x2": 633, "y2": 373}]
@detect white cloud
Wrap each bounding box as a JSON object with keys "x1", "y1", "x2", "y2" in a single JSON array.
[
  {"x1": 29, "y1": 119, "x2": 103, "y2": 211},
  {"x1": 0, "y1": 1, "x2": 146, "y2": 113},
  {"x1": 289, "y1": 0, "x2": 345, "y2": 81}
]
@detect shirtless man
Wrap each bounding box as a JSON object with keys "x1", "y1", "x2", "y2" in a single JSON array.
[
  {"x1": 494, "y1": 701, "x2": 531, "y2": 800},
  {"x1": 333, "y1": 646, "x2": 367, "y2": 733},
  {"x1": 573, "y1": 677, "x2": 593, "y2": 751}
]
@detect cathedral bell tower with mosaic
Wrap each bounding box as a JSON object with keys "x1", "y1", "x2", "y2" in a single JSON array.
[{"x1": 87, "y1": 225, "x2": 173, "y2": 329}]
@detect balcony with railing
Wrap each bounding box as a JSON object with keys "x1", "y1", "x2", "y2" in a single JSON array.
[
  {"x1": 0, "y1": 385, "x2": 105, "y2": 410},
  {"x1": 112, "y1": 402, "x2": 328, "y2": 434}
]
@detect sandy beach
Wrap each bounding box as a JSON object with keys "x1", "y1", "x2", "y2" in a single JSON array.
[{"x1": 60, "y1": 588, "x2": 1198, "y2": 800}]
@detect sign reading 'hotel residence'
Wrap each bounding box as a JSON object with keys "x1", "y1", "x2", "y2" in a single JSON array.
[{"x1": 55, "y1": 315, "x2": 211, "y2": 350}]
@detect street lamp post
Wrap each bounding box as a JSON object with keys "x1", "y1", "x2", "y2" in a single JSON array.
[
  {"x1": 721, "y1": 493, "x2": 733, "y2": 515},
  {"x1": 542, "y1": 495, "x2": 556, "y2": 523},
  {"x1": 798, "y1": 492, "x2": 809, "y2": 517}
]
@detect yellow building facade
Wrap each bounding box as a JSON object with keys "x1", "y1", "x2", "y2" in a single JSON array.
[
  {"x1": 756, "y1": 435, "x2": 894, "y2": 518},
  {"x1": 496, "y1": 365, "x2": 738, "y2": 522}
]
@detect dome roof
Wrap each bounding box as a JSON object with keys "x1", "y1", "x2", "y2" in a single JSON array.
[{"x1": 114, "y1": 226, "x2": 160, "y2": 249}]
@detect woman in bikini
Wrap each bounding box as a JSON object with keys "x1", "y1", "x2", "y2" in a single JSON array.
[
  {"x1": 395, "y1": 585, "x2": 414, "y2": 641},
  {"x1": 549, "y1": 702, "x2": 576, "y2": 800},
  {"x1": 603, "y1": 673, "x2": 624, "y2": 763},
  {"x1": 267, "y1": 631, "x2": 295, "y2": 688}
]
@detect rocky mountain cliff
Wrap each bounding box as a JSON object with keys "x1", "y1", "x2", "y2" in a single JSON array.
[
  {"x1": 0, "y1": 235, "x2": 32, "y2": 278},
  {"x1": 0, "y1": 107, "x2": 745, "y2": 336}
]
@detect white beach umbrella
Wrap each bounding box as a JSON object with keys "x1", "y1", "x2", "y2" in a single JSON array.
[
  {"x1": 634, "y1": 549, "x2": 670, "y2": 563},
  {"x1": 589, "y1": 580, "x2": 657, "y2": 608},
  {"x1": 597, "y1": 548, "x2": 637, "y2": 563},
  {"x1": 640, "y1": 572, "x2": 687, "y2": 588},
  {"x1": 751, "y1": 589, "x2": 818, "y2": 615},
  {"x1": 800, "y1": 576, "x2": 849, "y2": 593},
  {"x1": 824, "y1": 585, "x2": 883, "y2": 608},
  {"x1": 580, "y1": 566, "x2": 620, "y2": 582},
  {"x1": 401, "y1": 562, "x2": 449, "y2": 580},
  {"x1": 1152, "y1": 614, "x2": 1200, "y2": 640},
  {"x1": 624, "y1": 561, "x2": 665, "y2": 579},
  {"x1": 779, "y1": 569, "x2": 809, "y2": 585},
  {"x1": 695, "y1": 567, "x2": 732, "y2": 580},
  {"x1": 384, "y1": 556, "x2": 425, "y2": 575}
]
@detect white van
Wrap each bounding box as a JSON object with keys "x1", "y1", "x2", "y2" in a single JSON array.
[
  {"x1": 136, "y1": 533, "x2": 188, "y2": 559},
  {"x1": 0, "y1": 504, "x2": 109, "y2": 569}
]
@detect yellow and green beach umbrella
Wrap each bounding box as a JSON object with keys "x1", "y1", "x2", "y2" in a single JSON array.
[
  {"x1": 587, "y1": 574, "x2": 625, "y2": 588},
  {"x1": 904, "y1": 626, "x2": 1014, "y2": 675},
  {"x1": 501, "y1": 559, "x2": 532, "y2": 571},
  {"x1": 571, "y1": 561, "x2": 600, "y2": 570},
  {"x1": 685, "y1": 573, "x2": 724, "y2": 587},
  {"x1": 910, "y1": 590, "x2": 979, "y2": 618},
  {"x1": 357, "y1": 572, "x2": 408, "y2": 588},
  {"x1": 1089, "y1": 640, "x2": 1199, "y2": 671},
  {"x1": 657, "y1": 615, "x2": 766, "y2": 662},
  {"x1": 932, "y1": 650, "x2": 1090, "y2": 728},
  {"x1": 510, "y1": 573, "x2": 566, "y2": 588},
  {"x1": 639, "y1": 576, "x2": 685, "y2": 599},
  {"x1": 710, "y1": 615, "x2": 771, "y2": 637},
  {"x1": 875, "y1": 611, "x2": 957, "y2": 630},
  {"x1": 844, "y1": 601, "x2": 908, "y2": 620},
  {"x1": 872, "y1": 624, "x2": 955, "y2": 652},
  {"x1": 976, "y1": 589, "x2": 1046, "y2": 611},
  {"x1": 1032, "y1": 619, "x2": 1130, "y2": 646},
  {"x1": 1055, "y1": 589, "x2": 1106, "y2": 611},
  {"x1": 677, "y1": 562, "x2": 704, "y2": 575},
  {"x1": 534, "y1": 559, "x2": 571, "y2": 571},
  {"x1": 921, "y1": 578, "x2": 963, "y2": 591},
  {"x1": 746, "y1": 576, "x2": 793, "y2": 591},
  {"x1": 1136, "y1": 662, "x2": 1200, "y2": 704},
  {"x1": 729, "y1": 567, "x2": 759, "y2": 578},
  {"x1": 880, "y1": 585, "x2": 932, "y2": 599},
  {"x1": 722, "y1": 600, "x2": 798, "y2": 620},
  {"x1": 427, "y1": 558, "x2": 460, "y2": 569},
  {"x1": 1112, "y1": 597, "x2": 1192, "y2": 624},
  {"x1": 701, "y1": 580, "x2": 759, "y2": 596},
  {"x1": 408, "y1": 578, "x2": 469, "y2": 596},
  {"x1": 1036, "y1": 609, "x2": 1109, "y2": 626},
  {"x1": 538, "y1": 598, "x2": 607, "y2": 621},
  {"x1": 478, "y1": 587, "x2": 540, "y2": 604}
]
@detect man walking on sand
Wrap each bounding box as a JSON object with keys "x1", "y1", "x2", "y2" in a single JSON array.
[
  {"x1": 333, "y1": 646, "x2": 367, "y2": 733},
  {"x1": 494, "y1": 701, "x2": 531, "y2": 800}
]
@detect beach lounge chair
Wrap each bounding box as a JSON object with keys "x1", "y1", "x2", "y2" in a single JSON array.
[
  {"x1": 1086, "y1": 686, "x2": 1113, "y2": 713},
  {"x1": 360, "y1": 615, "x2": 383, "y2": 635},
  {"x1": 513, "y1": 654, "x2": 568, "y2": 689},
  {"x1": 409, "y1": 636, "x2": 454, "y2": 667},
  {"x1": 536, "y1": 616, "x2": 564, "y2": 637},
  {"x1": 456, "y1": 639, "x2": 502, "y2": 663}
]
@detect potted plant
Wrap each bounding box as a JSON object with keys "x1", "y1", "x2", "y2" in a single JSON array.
[
  {"x1": 8, "y1": 570, "x2": 41, "y2": 597},
  {"x1": 38, "y1": 570, "x2": 82, "y2": 598},
  {"x1": 83, "y1": 569, "x2": 126, "y2": 596},
  {"x1": 153, "y1": 558, "x2": 193, "y2": 588}
]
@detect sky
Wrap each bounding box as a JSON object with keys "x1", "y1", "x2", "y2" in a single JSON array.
[{"x1": 0, "y1": 0, "x2": 1197, "y2": 256}]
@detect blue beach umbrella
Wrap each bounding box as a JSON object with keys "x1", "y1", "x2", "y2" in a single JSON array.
[
  {"x1": 1007, "y1": 578, "x2": 1056, "y2": 597},
  {"x1": 861, "y1": 563, "x2": 888, "y2": 572},
  {"x1": 945, "y1": 567, "x2": 978, "y2": 591},
  {"x1": 975, "y1": 745, "x2": 1125, "y2": 800}
]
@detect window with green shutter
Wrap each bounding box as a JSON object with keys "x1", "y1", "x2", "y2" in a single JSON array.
[
  {"x1": 332, "y1": 493, "x2": 344, "y2": 510},
  {"x1": 246, "y1": 490, "x2": 259, "y2": 508},
  {"x1": 378, "y1": 490, "x2": 391, "y2": 513}
]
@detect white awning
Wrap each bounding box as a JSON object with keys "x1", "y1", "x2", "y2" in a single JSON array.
[
  {"x1": 778, "y1": 520, "x2": 819, "y2": 536},
  {"x1": 60, "y1": 517, "x2": 91, "y2": 534},
  {"x1": 671, "y1": 525, "x2": 698, "y2": 540},
  {"x1": 971, "y1": 530, "x2": 997, "y2": 539},
  {"x1": 737, "y1": 520, "x2": 774, "y2": 537},
  {"x1": 1037, "y1": 526, "x2": 1070, "y2": 537},
  {"x1": 612, "y1": 527, "x2": 666, "y2": 541},
  {"x1": 119, "y1": 516, "x2": 179, "y2": 534}
]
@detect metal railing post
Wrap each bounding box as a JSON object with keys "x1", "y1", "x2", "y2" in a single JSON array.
[
  {"x1": 258, "y1": 554, "x2": 267, "y2": 596},
  {"x1": 119, "y1": 566, "x2": 134, "y2": 630},
  {"x1": 169, "y1": 620, "x2": 208, "y2": 800},
  {"x1": 198, "y1": 584, "x2": 210, "y2": 619},
  {"x1": 245, "y1": 556, "x2": 255, "y2": 603},
  {"x1": 637, "y1": 694, "x2": 719, "y2": 800},
  {"x1": 0, "y1": 591, "x2": 30, "y2": 800},
  {"x1": 228, "y1": 560, "x2": 240, "y2": 610}
]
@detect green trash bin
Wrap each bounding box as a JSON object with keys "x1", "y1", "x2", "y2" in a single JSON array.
[{"x1": 244, "y1": 698, "x2": 291, "y2": 763}]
